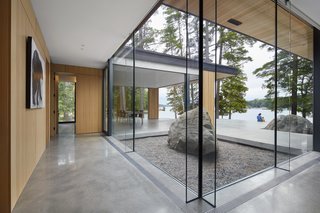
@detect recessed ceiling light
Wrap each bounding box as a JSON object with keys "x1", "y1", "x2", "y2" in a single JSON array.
[{"x1": 227, "y1": 18, "x2": 242, "y2": 26}]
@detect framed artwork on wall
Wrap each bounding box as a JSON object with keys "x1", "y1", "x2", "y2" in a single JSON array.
[{"x1": 26, "y1": 36, "x2": 45, "y2": 109}]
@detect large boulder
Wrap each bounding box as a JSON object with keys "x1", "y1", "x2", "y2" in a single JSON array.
[
  {"x1": 167, "y1": 107, "x2": 215, "y2": 155},
  {"x1": 264, "y1": 114, "x2": 313, "y2": 134}
]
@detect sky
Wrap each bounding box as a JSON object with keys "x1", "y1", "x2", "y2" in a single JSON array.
[{"x1": 148, "y1": 5, "x2": 275, "y2": 105}]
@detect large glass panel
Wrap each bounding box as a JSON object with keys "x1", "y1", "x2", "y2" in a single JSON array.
[
  {"x1": 276, "y1": 1, "x2": 314, "y2": 168},
  {"x1": 186, "y1": 2, "x2": 200, "y2": 201},
  {"x1": 276, "y1": 2, "x2": 292, "y2": 170},
  {"x1": 112, "y1": 38, "x2": 134, "y2": 152},
  {"x1": 201, "y1": 0, "x2": 216, "y2": 205},
  {"x1": 133, "y1": 2, "x2": 190, "y2": 193},
  {"x1": 215, "y1": 0, "x2": 276, "y2": 190},
  {"x1": 103, "y1": 66, "x2": 108, "y2": 132}
]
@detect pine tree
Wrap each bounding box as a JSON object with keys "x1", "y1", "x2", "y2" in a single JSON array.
[
  {"x1": 167, "y1": 85, "x2": 184, "y2": 119},
  {"x1": 135, "y1": 19, "x2": 158, "y2": 50},
  {"x1": 161, "y1": 7, "x2": 185, "y2": 56},
  {"x1": 219, "y1": 70, "x2": 248, "y2": 119},
  {"x1": 217, "y1": 27, "x2": 254, "y2": 119},
  {"x1": 253, "y1": 49, "x2": 313, "y2": 118}
]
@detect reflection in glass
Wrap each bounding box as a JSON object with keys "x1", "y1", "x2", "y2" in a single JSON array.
[
  {"x1": 112, "y1": 39, "x2": 134, "y2": 152},
  {"x1": 105, "y1": 0, "x2": 315, "y2": 206}
]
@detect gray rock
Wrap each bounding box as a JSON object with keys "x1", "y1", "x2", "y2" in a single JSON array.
[
  {"x1": 264, "y1": 114, "x2": 313, "y2": 134},
  {"x1": 167, "y1": 107, "x2": 215, "y2": 155}
]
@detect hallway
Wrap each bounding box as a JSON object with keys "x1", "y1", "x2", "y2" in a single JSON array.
[
  {"x1": 12, "y1": 133, "x2": 320, "y2": 213},
  {"x1": 12, "y1": 134, "x2": 184, "y2": 213}
]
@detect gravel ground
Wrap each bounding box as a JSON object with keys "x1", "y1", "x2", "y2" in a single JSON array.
[{"x1": 121, "y1": 136, "x2": 294, "y2": 193}]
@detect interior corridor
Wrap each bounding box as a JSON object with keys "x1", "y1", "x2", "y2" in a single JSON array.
[
  {"x1": 12, "y1": 133, "x2": 320, "y2": 213},
  {"x1": 12, "y1": 134, "x2": 184, "y2": 213}
]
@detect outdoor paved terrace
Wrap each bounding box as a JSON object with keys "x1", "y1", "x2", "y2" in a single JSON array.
[{"x1": 113, "y1": 118, "x2": 312, "y2": 154}]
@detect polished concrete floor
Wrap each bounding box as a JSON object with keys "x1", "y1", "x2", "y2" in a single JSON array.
[
  {"x1": 13, "y1": 123, "x2": 320, "y2": 213},
  {"x1": 229, "y1": 162, "x2": 320, "y2": 213},
  {"x1": 58, "y1": 123, "x2": 75, "y2": 135},
  {"x1": 12, "y1": 133, "x2": 184, "y2": 212}
]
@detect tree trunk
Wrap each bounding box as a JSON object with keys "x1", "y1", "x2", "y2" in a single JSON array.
[
  {"x1": 178, "y1": 19, "x2": 183, "y2": 57},
  {"x1": 190, "y1": 83, "x2": 194, "y2": 109},
  {"x1": 302, "y1": 110, "x2": 307, "y2": 118},
  {"x1": 291, "y1": 55, "x2": 298, "y2": 115},
  {"x1": 204, "y1": 22, "x2": 210, "y2": 63},
  {"x1": 216, "y1": 29, "x2": 224, "y2": 118},
  {"x1": 228, "y1": 111, "x2": 231, "y2": 119},
  {"x1": 216, "y1": 80, "x2": 220, "y2": 119}
]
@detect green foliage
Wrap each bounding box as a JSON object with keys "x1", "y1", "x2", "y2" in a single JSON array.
[
  {"x1": 247, "y1": 98, "x2": 272, "y2": 109},
  {"x1": 218, "y1": 27, "x2": 254, "y2": 119},
  {"x1": 161, "y1": 7, "x2": 185, "y2": 56},
  {"x1": 135, "y1": 19, "x2": 159, "y2": 50},
  {"x1": 253, "y1": 49, "x2": 313, "y2": 118},
  {"x1": 189, "y1": 81, "x2": 199, "y2": 109},
  {"x1": 167, "y1": 85, "x2": 184, "y2": 119},
  {"x1": 219, "y1": 70, "x2": 248, "y2": 119},
  {"x1": 135, "y1": 88, "x2": 148, "y2": 110},
  {"x1": 58, "y1": 82, "x2": 75, "y2": 122}
]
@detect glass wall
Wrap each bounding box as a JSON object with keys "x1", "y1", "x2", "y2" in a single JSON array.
[
  {"x1": 105, "y1": 0, "x2": 314, "y2": 206},
  {"x1": 103, "y1": 67, "x2": 108, "y2": 132},
  {"x1": 213, "y1": 0, "x2": 276, "y2": 193},
  {"x1": 111, "y1": 38, "x2": 134, "y2": 152}
]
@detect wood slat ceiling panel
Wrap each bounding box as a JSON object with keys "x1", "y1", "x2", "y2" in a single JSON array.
[{"x1": 164, "y1": 0, "x2": 313, "y2": 60}]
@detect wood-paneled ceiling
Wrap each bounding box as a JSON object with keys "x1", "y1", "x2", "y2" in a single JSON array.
[{"x1": 164, "y1": 0, "x2": 313, "y2": 60}]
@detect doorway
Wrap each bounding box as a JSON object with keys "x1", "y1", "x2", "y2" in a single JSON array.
[{"x1": 57, "y1": 78, "x2": 76, "y2": 135}]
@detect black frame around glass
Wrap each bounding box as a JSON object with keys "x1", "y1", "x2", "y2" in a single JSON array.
[{"x1": 104, "y1": 0, "x2": 316, "y2": 207}]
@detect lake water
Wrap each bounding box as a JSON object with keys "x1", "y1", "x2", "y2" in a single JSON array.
[{"x1": 159, "y1": 107, "x2": 313, "y2": 122}]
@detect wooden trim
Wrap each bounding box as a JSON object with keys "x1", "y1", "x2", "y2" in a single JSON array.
[
  {"x1": 0, "y1": 0, "x2": 11, "y2": 211},
  {"x1": 148, "y1": 88, "x2": 159, "y2": 119},
  {"x1": 203, "y1": 71, "x2": 215, "y2": 124},
  {"x1": 51, "y1": 64, "x2": 102, "y2": 77},
  {"x1": 46, "y1": 60, "x2": 50, "y2": 145}
]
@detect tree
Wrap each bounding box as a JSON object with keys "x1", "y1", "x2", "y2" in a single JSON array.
[
  {"x1": 167, "y1": 85, "x2": 184, "y2": 119},
  {"x1": 135, "y1": 19, "x2": 158, "y2": 50},
  {"x1": 161, "y1": 7, "x2": 185, "y2": 56},
  {"x1": 58, "y1": 82, "x2": 75, "y2": 121},
  {"x1": 219, "y1": 70, "x2": 248, "y2": 119},
  {"x1": 217, "y1": 27, "x2": 254, "y2": 119},
  {"x1": 254, "y1": 49, "x2": 313, "y2": 118}
]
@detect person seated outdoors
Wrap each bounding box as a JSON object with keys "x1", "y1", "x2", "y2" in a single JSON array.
[{"x1": 257, "y1": 113, "x2": 265, "y2": 122}]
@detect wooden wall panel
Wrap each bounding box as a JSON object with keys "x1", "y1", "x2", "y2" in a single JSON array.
[
  {"x1": 0, "y1": 0, "x2": 11, "y2": 211},
  {"x1": 10, "y1": 0, "x2": 50, "y2": 209},
  {"x1": 148, "y1": 88, "x2": 159, "y2": 119},
  {"x1": 76, "y1": 75, "x2": 103, "y2": 134},
  {"x1": 203, "y1": 71, "x2": 215, "y2": 124},
  {"x1": 51, "y1": 64, "x2": 103, "y2": 134}
]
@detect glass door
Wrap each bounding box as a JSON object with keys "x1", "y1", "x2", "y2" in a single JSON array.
[
  {"x1": 276, "y1": 0, "x2": 292, "y2": 170},
  {"x1": 201, "y1": 0, "x2": 217, "y2": 206},
  {"x1": 112, "y1": 38, "x2": 134, "y2": 152}
]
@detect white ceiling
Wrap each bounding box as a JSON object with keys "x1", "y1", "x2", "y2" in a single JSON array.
[
  {"x1": 291, "y1": 0, "x2": 320, "y2": 28},
  {"x1": 31, "y1": 0, "x2": 320, "y2": 69},
  {"x1": 31, "y1": 0, "x2": 159, "y2": 69}
]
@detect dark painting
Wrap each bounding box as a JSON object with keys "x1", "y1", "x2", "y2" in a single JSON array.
[{"x1": 26, "y1": 36, "x2": 45, "y2": 109}]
